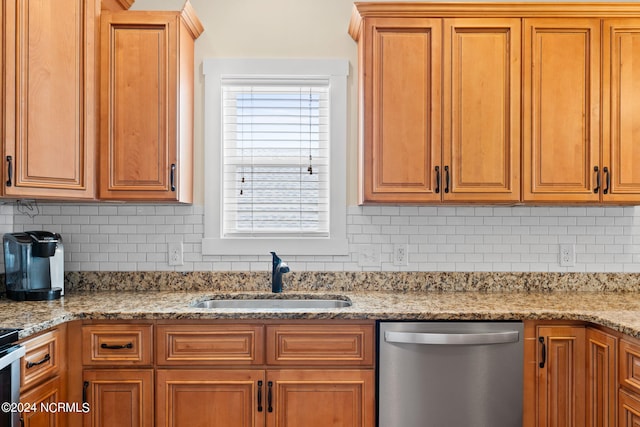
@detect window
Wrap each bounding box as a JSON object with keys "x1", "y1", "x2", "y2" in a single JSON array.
[{"x1": 202, "y1": 59, "x2": 348, "y2": 256}]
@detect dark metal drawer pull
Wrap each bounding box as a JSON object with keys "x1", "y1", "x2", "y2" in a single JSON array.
[
  {"x1": 26, "y1": 353, "x2": 50, "y2": 369},
  {"x1": 267, "y1": 381, "x2": 273, "y2": 413},
  {"x1": 593, "y1": 166, "x2": 600, "y2": 193},
  {"x1": 539, "y1": 337, "x2": 546, "y2": 368},
  {"x1": 100, "y1": 342, "x2": 133, "y2": 350},
  {"x1": 6, "y1": 156, "x2": 12, "y2": 187},
  {"x1": 435, "y1": 166, "x2": 440, "y2": 194},
  {"x1": 444, "y1": 165, "x2": 450, "y2": 193},
  {"x1": 603, "y1": 166, "x2": 610, "y2": 194},
  {"x1": 257, "y1": 380, "x2": 263, "y2": 412}
]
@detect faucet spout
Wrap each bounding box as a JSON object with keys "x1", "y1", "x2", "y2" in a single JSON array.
[{"x1": 270, "y1": 251, "x2": 290, "y2": 293}]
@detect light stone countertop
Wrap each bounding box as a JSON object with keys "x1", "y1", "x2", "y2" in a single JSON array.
[{"x1": 1, "y1": 290, "x2": 640, "y2": 340}]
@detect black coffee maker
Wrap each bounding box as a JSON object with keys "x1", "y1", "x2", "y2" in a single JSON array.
[{"x1": 3, "y1": 231, "x2": 64, "y2": 301}]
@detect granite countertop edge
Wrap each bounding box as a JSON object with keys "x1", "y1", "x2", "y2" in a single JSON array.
[{"x1": 2, "y1": 290, "x2": 640, "y2": 341}]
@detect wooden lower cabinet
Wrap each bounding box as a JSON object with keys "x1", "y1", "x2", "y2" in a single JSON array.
[
  {"x1": 267, "y1": 370, "x2": 374, "y2": 427},
  {"x1": 619, "y1": 390, "x2": 640, "y2": 427},
  {"x1": 587, "y1": 328, "x2": 618, "y2": 427},
  {"x1": 156, "y1": 369, "x2": 264, "y2": 427},
  {"x1": 82, "y1": 369, "x2": 154, "y2": 427},
  {"x1": 156, "y1": 369, "x2": 374, "y2": 427},
  {"x1": 20, "y1": 376, "x2": 65, "y2": 427},
  {"x1": 531, "y1": 324, "x2": 586, "y2": 427}
]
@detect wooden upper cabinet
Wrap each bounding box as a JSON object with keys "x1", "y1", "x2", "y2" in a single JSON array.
[
  {"x1": 356, "y1": 17, "x2": 442, "y2": 203},
  {"x1": 351, "y1": 9, "x2": 520, "y2": 204},
  {"x1": 2, "y1": 0, "x2": 99, "y2": 199},
  {"x1": 602, "y1": 20, "x2": 640, "y2": 203},
  {"x1": 523, "y1": 18, "x2": 601, "y2": 203},
  {"x1": 99, "y1": 2, "x2": 203, "y2": 202},
  {"x1": 443, "y1": 18, "x2": 521, "y2": 202}
]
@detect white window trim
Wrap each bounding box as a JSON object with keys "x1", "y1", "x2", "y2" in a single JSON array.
[{"x1": 202, "y1": 58, "x2": 349, "y2": 256}]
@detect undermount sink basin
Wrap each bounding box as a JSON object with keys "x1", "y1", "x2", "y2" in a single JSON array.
[{"x1": 190, "y1": 294, "x2": 352, "y2": 309}]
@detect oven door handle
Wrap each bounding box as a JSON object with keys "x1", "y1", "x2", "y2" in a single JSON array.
[
  {"x1": 384, "y1": 330, "x2": 519, "y2": 345},
  {"x1": 0, "y1": 345, "x2": 25, "y2": 369}
]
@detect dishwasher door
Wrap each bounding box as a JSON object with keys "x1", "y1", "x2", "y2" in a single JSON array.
[{"x1": 378, "y1": 321, "x2": 523, "y2": 427}]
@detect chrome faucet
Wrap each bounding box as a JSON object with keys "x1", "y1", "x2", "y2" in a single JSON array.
[{"x1": 270, "y1": 251, "x2": 290, "y2": 293}]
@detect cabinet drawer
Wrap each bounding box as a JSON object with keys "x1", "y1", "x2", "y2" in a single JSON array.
[
  {"x1": 619, "y1": 389, "x2": 640, "y2": 426},
  {"x1": 620, "y1": 338, "x2": 640, "y2": 395},
  {"x1": 156, "y1": 324, "x2": 264, "y2": 365},
  {"x1": 82, "y1": 323, "x2": 153, "y2": 366},
  {"x1": 266, "y1": 323, "x2": 374, "y2": 366},
  {"x1": 21, "y1": 328, "x2": 63, "y2": 391}
]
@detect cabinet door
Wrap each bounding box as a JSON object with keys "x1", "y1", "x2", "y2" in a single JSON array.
[
  {"x1": 83, "y1": 369, "x2": 154, "y2": 427},
  {"x1": 359, "y1": 17, "x2": 442, "y2": 203},
  {"x1": 266, "y1": 369, "x2": 374, "y2": 427},
  {"x1": 586, "y1": 328, "x2": 617, "y2": 427},
  {"x1": 442, "y1": 18, "x2": 521, "y2": 202},
  {"x1": 3, "y1": 0, "x2": 97, "y2": 199},
  {"x1": 537, "y1": 326, "x2": 586, "y2": 427},
  {"x1": 619, "y1": 390, "x2": 640, "y2": 427},
  {"x1": 602, "y1": 20, "x2": 640, "y2": 203},
  {"x1": 156, "y1": 369, "x2": 265, "y2": 427},
  {"x1": 100, "y1": 10, "x2": 200, "y2": 202},
  {"x1": 21, "y1": 376, "x2": 65, "y2": 427},
  {"x1": 523, "y1": 19, "x2": 601, "y2": 202}
]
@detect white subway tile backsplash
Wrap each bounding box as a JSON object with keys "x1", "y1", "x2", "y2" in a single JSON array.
[{"x1": 1, "y1": 202, "x2": 639, "y2": 273}]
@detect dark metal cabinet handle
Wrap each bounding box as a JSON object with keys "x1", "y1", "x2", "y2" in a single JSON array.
[
  {"x1": 539, "y1": 337, "x2": 546, "y2": 368},
  {"x1": 435, "y1": 166, "x2": 440, "y2": 194},
  {"x1": 170, "y1": 164, "x2": 176, "y2": 192},
  {"x1": 257, "y1": 380, "x2": 263, "y2": 412},
  {"x1": 6, "y1": 156, "x2": 12, "y2": 187},
  {"x1": 603, "y1": 167, "x2": 610, "y2": 195},
  {"x1": 444, "y1": 165, "x2": 450, "y2": 194},
  {"x1": 267, "y1": 381, "x2": 273, "y2": 413},
  {"x1": 26, "y1": 353, "x2": 50, "y2": 369},
  {"x1": 100, "y1": 342, "x2": 133, "y2": 350},
  {"x1": 82, "y1": 381, "x2": 89, "y2": 404},
  {"x1": 593, "y1": 166, "x2": 600, "y2": 194}
]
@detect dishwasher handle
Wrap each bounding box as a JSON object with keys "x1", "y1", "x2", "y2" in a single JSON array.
[{"x1": 384, "y1": 330, "x2": 520, "y2": 346}]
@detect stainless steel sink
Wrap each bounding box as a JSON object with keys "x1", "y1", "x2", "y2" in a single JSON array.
[{"x1": 190, "y1": 295, "x2": 352, "y2": 309}]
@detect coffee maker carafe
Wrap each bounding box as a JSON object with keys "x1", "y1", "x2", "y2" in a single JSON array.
[{"x1": 3, "y1": 231, "x2": 64, "y2": 301}]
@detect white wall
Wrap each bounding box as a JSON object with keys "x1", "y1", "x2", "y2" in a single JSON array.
[{"x1": 3, "y1": 0, "x2": 640, "y2": 274}]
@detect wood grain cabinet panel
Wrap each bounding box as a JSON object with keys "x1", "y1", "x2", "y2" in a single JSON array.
[
  {"x1": 266, "y1": 323, "x2": 374, "y2": 366},
  {"x1": 156, "y1": 369, "x2": 265, "y2": 427},
  {"x1": 442, "y1": 18, "x2": 521, "y2": 202},
  {"x1": 358, "y1": 17, "x2": 442, "y2": 203},
  {"x1": 2, "y1": 0, "x2": 98, "y2": 199},
  {"x1": 536, "y1": 325, "x2": 586, "y2": 427},
  {"x1": 99, "y1": 3, "x2": 203, "y2": 202},
  {"x1": 266, "y1": 370, "x2": 375, "y2": 427},
  {"x1": 21, "y1": 328, "x2": 63, "y2": 392},
  {"x1": 619, "y1": 389, "x2": 640, "y2": 427},
  {"x1": 83, "y1": 369, "x2": 154, "y2": 427},
  {"x1": 82, "y1": 324, "x2": 153, "y2": 366},
  {"x1": 523, "y1": 18, "x2": 601, "y2": 203},
  {"x1": 21, "y1": 376, "x2": 65, "y2": 427},
  {"x1": 587, "y1": 328, "x2": 618, "y2": 427},
  {"x1": 620, "y1": 339, "x2": 640, "y2": 395},
  {"x1": 156, "y1": 323, "x2": 264, "y2": 365},
  {"x1": 602, "y1": 19, "x2": 640, "y2": 203}
]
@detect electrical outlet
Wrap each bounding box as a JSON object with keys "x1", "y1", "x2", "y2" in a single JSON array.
[
  {"x1": 393, "y1": 244, "x2": 408, "y2": 266},
  {"x1": 559, "y1": 244, "x2": 575, "y2": 267},
  {"x1": 168, "y1": 242, "x2": 184, "y2": 266}
]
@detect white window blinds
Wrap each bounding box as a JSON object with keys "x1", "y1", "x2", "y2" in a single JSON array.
[{"x1": 221, "y1": 81, "x2": 330, "y2": 237}]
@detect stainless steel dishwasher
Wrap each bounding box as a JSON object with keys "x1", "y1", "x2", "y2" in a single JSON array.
[{"x1": 378, "y1": 321, "x2": 523, "y2": 427}]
